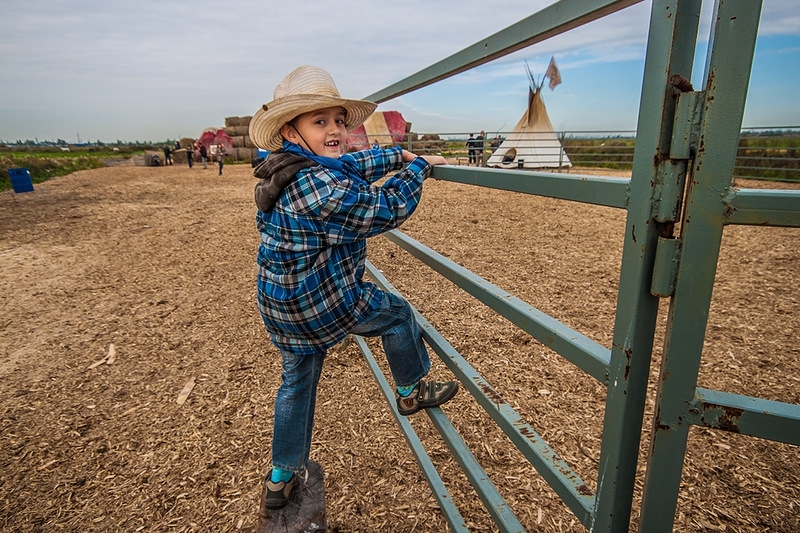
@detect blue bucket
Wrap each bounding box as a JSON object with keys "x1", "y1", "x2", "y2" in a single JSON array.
[{"x1": 8, "y1": 168, "x2": 34, "y2": 193}]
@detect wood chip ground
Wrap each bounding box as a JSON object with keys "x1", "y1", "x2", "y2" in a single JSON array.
[{"x1": 0, "y1": 162, "x2": 797, "y2": 532}]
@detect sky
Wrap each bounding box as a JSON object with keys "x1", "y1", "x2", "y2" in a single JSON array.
[{"x1": 1, "y1": 0, "x2": 798, "y2": 144}]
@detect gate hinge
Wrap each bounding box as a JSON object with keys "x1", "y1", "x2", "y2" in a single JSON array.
[
  {"x1": 651, "y1": 236, "x2": 682, "y2": 298},
  {"x1": 651, "y1": 77, "x2": 704, "y2": 224},
  {"x1": 669, "y1": 82, "x2": 703, "y2": 161}
]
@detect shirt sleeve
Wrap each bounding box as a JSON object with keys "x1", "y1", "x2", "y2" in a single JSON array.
[
  {"x1": 313, "y1": 156, "x2": 430, "y2": 245},
  {"x1": 343, "y1": 145, "x2": 405, "y2": 184}
]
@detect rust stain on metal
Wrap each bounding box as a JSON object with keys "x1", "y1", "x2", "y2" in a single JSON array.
[
  {"x1": 624, "y1": 347, "x2": 632, "y2": 380},
  {"x1": 669, "y1": 74, "x2": 694, "y2": 92},
  {"x1": 706, "y1": 68, "x2": 716, "y2": 92},
  {"x1": 476, "y1": 380, "x2": 507, "y2": 405},
  {"x1": 723, "y1": 203, "x2": 737, "y2": 221},
  {"x1": 712, "y1": 405, "x2": 744, "y2": 433},
  {"x1": 651, "y1": 406, "x2": 673, "y2": 448},
  {"x1": 578, "y1": 484, "x2": 593, "y2": 496}
]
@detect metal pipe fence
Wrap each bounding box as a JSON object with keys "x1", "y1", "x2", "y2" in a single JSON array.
[
  {"x1": 345, "y1": 1, "x2": 799, "y2": 531},
  {"x1": 351, "y1": 127, "x2": 800, "y2": 182}
]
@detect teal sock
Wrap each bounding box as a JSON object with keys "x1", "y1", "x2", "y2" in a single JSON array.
[
  {"x1": 270, "y1": 467, "x2": 294, "y2": 483},
  {"x1": 397, "y1": 382, "x2": 418, "y2": 397}
]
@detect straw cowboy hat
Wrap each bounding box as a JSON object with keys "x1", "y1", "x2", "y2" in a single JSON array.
[{"x1": 249, "y1": 65, "x2": 377, "y2": 151}]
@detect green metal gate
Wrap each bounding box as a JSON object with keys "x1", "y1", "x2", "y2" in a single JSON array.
[{"x1": 353, "y1": 1, "x2": 800, "y2": 531}]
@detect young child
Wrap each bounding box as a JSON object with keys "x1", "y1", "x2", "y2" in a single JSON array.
[{"x1": 248, "y1": 65, "x2": 459, "y2": 514}]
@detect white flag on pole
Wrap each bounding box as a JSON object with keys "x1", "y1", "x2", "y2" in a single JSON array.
[{"x1": 545, "y1": 56, "x2": 562, "y2": 90}]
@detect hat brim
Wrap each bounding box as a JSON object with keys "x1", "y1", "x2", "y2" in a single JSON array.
[{"x1": 249, "y1": 94, "x2": 377, "y2": 151}]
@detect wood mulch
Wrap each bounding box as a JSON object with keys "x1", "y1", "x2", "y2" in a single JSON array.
[{"x1": 0, "y1": 162, "x2": 797, "y2": 532}]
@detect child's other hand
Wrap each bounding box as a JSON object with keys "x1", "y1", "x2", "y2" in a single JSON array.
[
  {"x1": 401, "y1": 150, "x2": 418, "y2": 163},
  {"x1": 401, "y1": 151, "x2": 448, "y2": 166},
  {"x1": 420, "y1": 155, "x2": 448, "y2": 166}
]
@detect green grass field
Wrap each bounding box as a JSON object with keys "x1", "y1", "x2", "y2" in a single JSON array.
[{"x1": 0, "y1": 147, "x2": 134, "y2": 191}]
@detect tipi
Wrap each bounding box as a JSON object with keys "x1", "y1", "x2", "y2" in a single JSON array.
[{"x1": 487, "y1": 59, "x2": 571, "y2": 170}]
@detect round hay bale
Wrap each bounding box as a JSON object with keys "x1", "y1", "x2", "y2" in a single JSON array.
[
  {"x1": 232, "y1": 136, "x2": 245, "y2": 149},
  {"x1": 179, "y1": 137, "x2": 195, "y2": 149},
  {"x1": 244, "y1": 135, "x2": 255, "y2": 148},
  {"x1": 172, "y1": 149, "x2": 189, "y2": 165},
  {"x1": 143, "y1": 150, "x2": 162, "y2": 166}
]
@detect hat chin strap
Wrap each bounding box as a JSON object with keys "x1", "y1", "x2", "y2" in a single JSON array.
[{"x1": 289, "y1": 122, "x2": 318, "y2": 157}]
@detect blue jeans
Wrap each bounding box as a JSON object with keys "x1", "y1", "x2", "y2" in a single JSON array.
[{"x1": 270, "y1": 291, "x2": 430, "y2": 474}]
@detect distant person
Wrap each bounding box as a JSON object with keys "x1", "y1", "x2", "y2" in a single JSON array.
[
  {"x1": 466, "y1": 134, "x2": 476, "y2": 164},
  {"x1": 163, "y1": 145, "x2": 173, "y2": 165},
  {"x1": 174, "y1": 140, "x2": 181, "y2": 151},
  {"x1": 216, "y1": 144, "x2": 226, "y2": 176},
  {"x1": 476, "y1": 130, "x2": 485, "y2": 166},
  {"x1": 199, "y1": 144, "x2": 208, "y2": 169},
  {"x1": 186, "y1": 146, "x2": 194, "y2": 168}
]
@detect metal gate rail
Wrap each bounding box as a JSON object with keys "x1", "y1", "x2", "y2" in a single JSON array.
[
  {"x1": 638, "y1": 1, "x2": 800, "y2": 530},
  {"x1": 349, "y1": 0, "x2": 800, "y2": 531}
]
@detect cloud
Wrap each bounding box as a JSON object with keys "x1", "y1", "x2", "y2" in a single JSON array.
[{"x1": 0, "y1": 0, "x2": 797, "y2": 142}]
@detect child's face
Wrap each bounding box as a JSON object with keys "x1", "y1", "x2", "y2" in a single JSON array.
[{"x1": 282, "y1": 106, "x2": 348, "y2": 157}]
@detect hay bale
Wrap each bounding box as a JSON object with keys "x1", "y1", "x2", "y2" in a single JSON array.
[
  {"x1": 224, "y1": 116, "x2": 242, "y2": 128},
  {"x1": 172, "y1": 149, "x2": 188, "y2": 165},
  {"x1": 235, "y1": 147, "x2": 256, "y2": 161},
  {"x1": 225, "y1": 125, "x2": 250, "y2": 137},
  {"x1": 179, "y1": 137, "x2": 195, "y2": 149},
  {"x1": 143, "y1": 150, "x2": 163, "y2": 166},
  {"x1": 225, "y1": 116, "x2": 251, "y2": 128},
  {"x1": 234, "y1": 136, "x2": 257, "y2": 149}
]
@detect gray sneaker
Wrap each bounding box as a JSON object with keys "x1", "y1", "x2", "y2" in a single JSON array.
[
  {"x1": 396, "y1": 379, "x2": 459, "y2": 416},
  {"x1": 260, "y1": 471, "x2": 296, "y2": 510}
]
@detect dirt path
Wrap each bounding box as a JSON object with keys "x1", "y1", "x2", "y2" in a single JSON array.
[{"x1": 0, "y1": 163, "x2": 797, "y2": 532}]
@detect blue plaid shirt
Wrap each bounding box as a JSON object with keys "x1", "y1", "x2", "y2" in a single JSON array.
[{"x1": 256, "y1": 145, "x2": 430, "y2": 355}]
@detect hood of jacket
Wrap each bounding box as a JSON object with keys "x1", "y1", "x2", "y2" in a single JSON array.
[{"x1": 253, "y1": 150, "x2": 316, "y2": 212}]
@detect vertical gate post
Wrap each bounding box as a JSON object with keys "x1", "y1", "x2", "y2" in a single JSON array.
[
  {"x1": 638, "y1": 1, "x2": 763, "y2": 531},
  {"x1": 591, "y1": 0, "x2": 701, "y2": 531}
]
